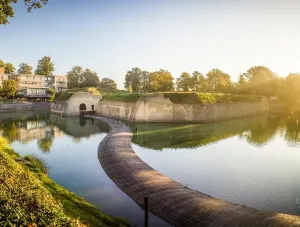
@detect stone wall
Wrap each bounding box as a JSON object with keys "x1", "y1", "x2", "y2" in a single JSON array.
[
  {"x1": 51, "y1": 92, "x2": 102, "y2": 116},
  {"x1": 97, "y1": 94, "x2": 269, "y2": 122},
  {"x1": 0, "y1": 102, "x2": 51, "y2": 113}
]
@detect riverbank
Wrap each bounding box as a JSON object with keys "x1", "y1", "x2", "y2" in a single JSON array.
[
  {"x1": 92, "y1": 115, "x2": 300, "y2": 227},
  {"x1": 0, "y1": 102, "x2": 51, "y2": 112},
  {"x1": 0, "y1": 137, "x2": 129, "y2": 227}
]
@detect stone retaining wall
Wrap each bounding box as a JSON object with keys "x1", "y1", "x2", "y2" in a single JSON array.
[
  {"x1": 0, "y1": 102, "x2": 51, "y2": 113},
  {"x1": 97, "y1": 94, "x2": 269, "y2": 122}
]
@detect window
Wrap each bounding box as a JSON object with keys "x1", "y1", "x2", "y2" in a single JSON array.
[{"x1": 92, "y1": 105, "x2": 94, "y2": 111}]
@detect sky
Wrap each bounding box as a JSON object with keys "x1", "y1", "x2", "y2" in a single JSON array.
[{"x1": 0, "y1": 0, "x2": 300, "y2": 88}]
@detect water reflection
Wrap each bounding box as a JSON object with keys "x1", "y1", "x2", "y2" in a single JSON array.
[
  {"x1": 130, "y1": 113, "x2": 300, "y2": 149},
  {"x1": 0, "y1": 111, "x2": 109, "y2": 152}
]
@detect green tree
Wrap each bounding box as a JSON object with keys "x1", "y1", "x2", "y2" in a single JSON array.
[
  {"x1": 67, "y1": 66, "x2": 83, "y2": 89},
  {"x1": 150, "y1": 69, "x2": 174, "y2": 92},
  {"x1": 206, "y1": 69, "x2": 232, "y2": 91},
  {"x1": 81, "y1": 69, "x2": 99, "y2": 87},
  {"x1": 4, "y1": 63, "x2": 15, "y2": 74},
  {"x1": 2, "y1": 80, "x2": 17, "y2": 98},
  {"x1": 191, "y1": 71, "x2": 206, "y2": 91},
  {"x1": 0, "y1": 0, "x2": 48, "y2": 24},
  {"x1": 238, "y1": 74, "x2": 247, "y2": 85},
  {"x1": 140, "y1": 71, "x2": 151, "y2": 93},
  {"x1": 17, "y1": 63, "x2": 33, "y2": 74},
  {"x1": 176, "y1": 72, "x2": 193, "y2": 91},
  {"x1": 66, "y1": 66, "x2": 99, "y2": 89},
  {"x1": 244, "y1": 66, "x2": 274, "y2": 83},
  {"x1": 35, "y1": 56, "x2": 55, "y2": 76},
  {"x1": 99, "y1": 78, "x2": 117, "y2": 90},
  {"x1": 0, "y1": 59, "x2": 4, "y2": 67},
  {"x1": 124, "y1": 68, "x2": 143, "y2": 92}
]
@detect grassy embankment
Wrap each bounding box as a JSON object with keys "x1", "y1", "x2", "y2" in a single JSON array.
[
  {"x1": 0, "y1": 137, "x2": 129, "y2": 227},
  {"x1": 101, "y1": 92, "x2": 262, "y2": 104}
]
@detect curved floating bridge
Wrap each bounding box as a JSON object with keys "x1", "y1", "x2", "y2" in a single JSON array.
[{"x1": 89, "y1": 115, "x2": 300, "y2": 227}]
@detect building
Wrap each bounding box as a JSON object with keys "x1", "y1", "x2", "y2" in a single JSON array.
[
  {"x1": 54, "y1": 75, "x2": 68, "y2": 93},
  {"x1": 0, "y1": 67, "x2": 67, "y2": 100}
]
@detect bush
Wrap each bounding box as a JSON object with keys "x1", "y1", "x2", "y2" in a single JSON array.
[{"x1": 164, "y1": 92, "x2": 262, "y2": 104}]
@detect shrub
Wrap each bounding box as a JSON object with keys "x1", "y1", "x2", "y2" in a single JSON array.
[{"x1": 164, "y1": 92, "x2": 262, "y2": 104}]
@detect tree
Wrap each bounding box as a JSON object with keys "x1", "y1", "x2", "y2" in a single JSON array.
[
  {"x1": 0, "y1": 59, "x2": 4, "y2": 67},
  {"x1": 2, "y1": 80, "x2": 17, "y2": 98},
  {"x1": 67, "y1": 66, "x2": 83, "y2": 89},
  {"x1": 38, "y1": 138, "x2": 53, "y2": 153},
  {"x1": 35, "y1": 56, "x2": 55, "y2": 76},
  {"x1": 244, "y1": 66, "x2": 274, "y2": 83},
  {"x1": 206, "y1": 69, "x2": 232, "y2": 91},
  {"x1": 124, "y1": 68, "x2": 143, "y2": 92},
  {"x1": 4, "y1": 63, "x2": 15, "y2": 74},
  {"x1": 150, "y1": 69, "x2": 174, "y2": 92},
  {"x1": 191, "y1": 71, "x2": 206, "y2": 91},
  {"x1": 66, "y1": 66, "x2": 99, "y2": 89},
  {"x1": 176, "y1": 72, "x2": 193, "y2": 91},
  {"x1": 0, "y1": 0, "x2": 48, "y2": 24},
  {"x1": 238, "y1": 74, "x2": 247, "y2": 85},
  {"x1": 99, "y1": 78, "x2": 117, "y2": 90},
  {"x1": 17, "y1": 63, "x2": 33, "y2": 74},
  {"x1": 81, "y1": 69, "x2": 99, "y2": 87}
]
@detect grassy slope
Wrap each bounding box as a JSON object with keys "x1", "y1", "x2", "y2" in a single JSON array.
[{"x1": 0, "y1": 138, "x2": 129, "y2": 227}]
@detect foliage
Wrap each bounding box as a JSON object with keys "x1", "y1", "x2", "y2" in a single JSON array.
[
  {"x1": 191, "y1": 71, "x2": 206, "y2": 91},
  {"x1": 0, "y1": 0, "x2": 48, "y2": 24},
  {"x1": 17, "y1": 62, "x2": 33, "y2": 74},
  {"x1": 0, "y1": 142, "x2": 129, "y2": 227},
  {"x1": 102, "y1": 93, "x2": 142, "y2": 102},
  {"x1": 87, "y1": 87, "x2": 101, "y2": 96},
  {"x1": 4, "y1": 62, "x2": 15, "y2": 74},
  {"x1": 2, "y1": 79, "x2": 17, "y2": 98},
  {"x1": 205, "y1": 69, "x2": 232, "y2": 91},
  {"x1": 0, "y1": 147, "x2": 82, "y2": 226},
  {"x1": 124, "y1": 68, "x2": 144, "y2": 92},
  {"x1": 35, "y1": 56, "x2": 55, "y2": 76},
  {"x1": 54, "y1": 92, "x2": 74, "y2": 101},
  {"x1": 150, "y1": 69, "x2": 174, "y2": 92},
  {"x1": 24, "y1": 154, "x2": 50, "y2": 174},
  {"x1": 46, "y1": 88, "x2": 55, "y2": 101},
  {"x1": 128, "y1": 83, "x2": 132, "y2": 94},
  {"x1": 67, "y1": 66, "x2": 99, "y2": 89},
  {"x1": 99, "y1": 78, "x2": 117, "y2": 90},
  {"x1": 0, "y1": 59, "x2": 4, "y2": 67},
  {"x1": 176, "y1": 72, "x2": 193, "y2": 91},
  {"x1": 164, "y1": 92, "x2": 262, "y2": 104}
]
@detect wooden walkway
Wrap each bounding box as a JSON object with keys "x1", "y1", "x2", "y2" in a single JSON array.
[{"x1": 89, "y1": 115, "x2": 300, "y2": 227}]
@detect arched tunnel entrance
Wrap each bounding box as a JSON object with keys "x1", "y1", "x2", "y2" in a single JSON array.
[{"x1": 79, "y1": 103, "x2": 86, "y2": 111}]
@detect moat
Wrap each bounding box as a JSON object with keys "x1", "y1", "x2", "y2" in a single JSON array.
[{"x1": 1, "y1": 111, "x2": 300, "y2": 226}]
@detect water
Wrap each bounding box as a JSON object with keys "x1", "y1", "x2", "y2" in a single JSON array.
[
  {"x1": 0, "y1": 111, "x2": 170, "y2": 227},
  {"x1": 1, "y1": 112, "x2": 300, "y2": 225},
  {"x1": 131, "y1": 114, "x2": 300, "y2": 215}
]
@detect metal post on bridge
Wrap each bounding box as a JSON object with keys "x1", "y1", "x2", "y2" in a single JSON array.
[{"x1": 144, "y1": 196, "x2": 149, "y2": 227}]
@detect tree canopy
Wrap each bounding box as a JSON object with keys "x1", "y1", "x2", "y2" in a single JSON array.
[
  {"x1": 0, "y1": 59, "x2": 4, "y2": 67},
  {"x1": 2, "y1": 80, "x2": 17, "y2": 98},
  {"x1": 206, "y1": 69, "x2": 232, "y2": 91},
  {"x1": 67, "y1": 66, "x2": 99, "y2": 89},
  {"x1": 0, "y1": 0, "x2": 48, "y2": 24},
  {"x1": 4, "y1": 63, "x2": 15, "y2": 74},
  {"x1": 17, "y1": 63, "x2": 33, "y2": 74},
  {"x1": 35, "y1": 56, "x2": 55, "y2": 76},
  {"x1": 150, "y1": 70, "x2": 174, "y2": 92},
  {"x1": 99, "y1": 78, "x2": 117, "y2": 90},
  {"x1": 124, "y1": 68, "x2": 144, "y2": 92}
]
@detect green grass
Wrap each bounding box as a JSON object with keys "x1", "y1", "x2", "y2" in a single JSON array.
[
  {"x1": 55, "y1": 92, "x2": 74, "y2": 101},
  {"x1": 164, "y1": 92, "x2": 262, "y2": 104},
  {"x1": 0, "y1": 137, "x2": 130, "y2": 227},
  {"x1": 101, "y1": 93, "x2": 142, "y2": 102}
]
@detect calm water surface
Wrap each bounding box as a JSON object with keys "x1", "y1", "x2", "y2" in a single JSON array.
[
  {"x1": 0, "y1": 112, "x2": 170, "y2": 227},
  {"x1": 1, "y1": 111, "x2": 300, "y2": 225},
  {"x1": 131, "y1": 114, "x2": 300, "y2": 215}
]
